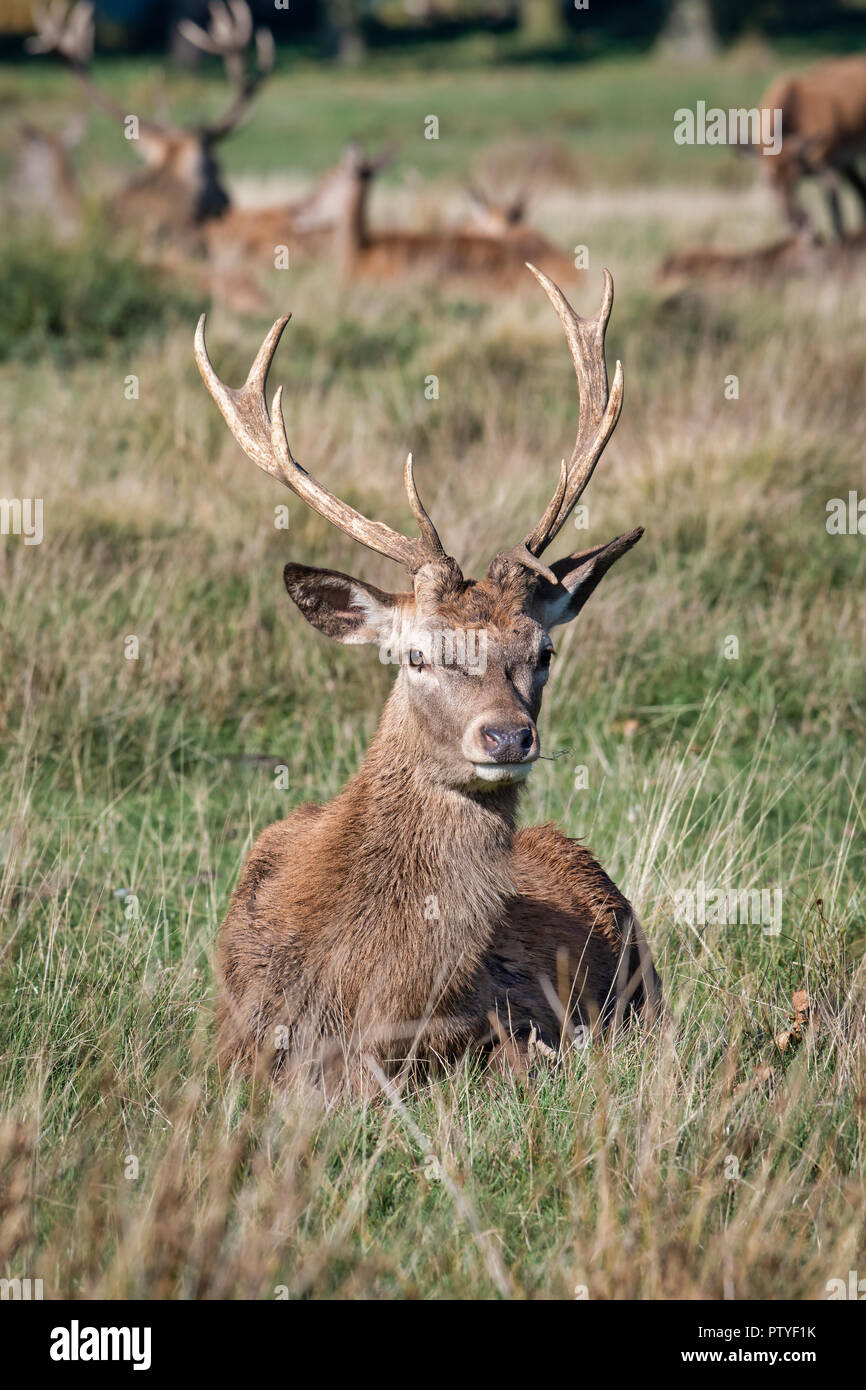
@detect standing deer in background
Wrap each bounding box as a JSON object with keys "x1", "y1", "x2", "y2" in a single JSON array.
[
  {"x1": 331, "y1": 143, "x2": 580, "y2": 286},
  {"x1": 195, "y1": 265, "x2": 660, "y2": 1091},
  {"x1": 28, "y1": 0, "x2": 274, "y2": 243},
  {"x1": 756, "y1": 56, "x2": 866, "y2": 239}
]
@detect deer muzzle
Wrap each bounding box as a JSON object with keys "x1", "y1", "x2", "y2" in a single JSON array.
[{"x1": 462, "y1": 714, "x2": 539, "y2": 778}]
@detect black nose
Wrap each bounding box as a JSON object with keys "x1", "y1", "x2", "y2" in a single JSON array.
[{"x1": 481, "y1": 725, "x2": 535, "y2": 763}]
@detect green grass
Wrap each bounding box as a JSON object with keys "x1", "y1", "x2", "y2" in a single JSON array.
[
  {"x1": 0, "y1": 42, "x2": 865, "y2": 1299},
  {"x1": 0, "y1": 228, "x2": 196, "y2": 364},
  {"x1": 1, "y1": 44, "x2": 794, "y2": 190}
]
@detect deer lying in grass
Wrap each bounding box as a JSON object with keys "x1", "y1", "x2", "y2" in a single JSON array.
[
  {"x1": 7, "y1": 116, "x2": 86, "y2": 239},
  {"x1": 754, "y1": 55, "x2": 866, "y2": 239},
  {"x1": 657, "y1": 232, "x2": 820, "y2": 289},
  {"x1": 28, "y1": 0, "x2": 274, "y2": 245},
  {"x1": 200, "y1": 161, "x2": 354, "y2": 310},
  {"x1": 332, "y1": 144, "x2": 580, "y2": 287},
  {"x1": 657, "y1": 226, "x2": 866, "y2": 290},
  {"x1": 465, "y1": 184, "x2": 531, "y2": 235},
  {"x1": 195, "y1": 265, "x2": 660, "y2": 1090},
  {"x1": 204, "y1": 164, "x2": 351, "y2": 258}
]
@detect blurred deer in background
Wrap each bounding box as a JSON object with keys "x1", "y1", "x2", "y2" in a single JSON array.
[
  {"x1": 27, "y1": 0, "x2": 274, "y2": 244},
  {"x1": 657, "y1": 232, "x2": 825, "y2": 290},
  {"x1": 467, "y1": 187, "x2": 528, "y2": 236},
  {"x1": 195, "y1": 265, "x2": 660, "y2": 1091},
  {"x1": 465, "y1": 184, "x2": 530, "y2": 236},
  {"x1": 331, "y1": 143, "x2": 580, "y2": 286},
  {"x1": 200, "y1": 158, "x2": 356, "y2": 309},
  {"x1": 755, "y1": 55, "x2": 866, "y2": 239},
  {"x1": 659, "y1": 57, "x2": 866, "y2": 287},
  {"x1": 26, "y1": 0, "x2": 351, "y2": 306},
  {"x1": 7, "y1": 114, "x2": 86, "y2": 239}
]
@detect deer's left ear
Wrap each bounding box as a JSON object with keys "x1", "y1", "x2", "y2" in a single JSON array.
[{"x1": 531, "y1": 527, "x2": 644, "y2": 630}]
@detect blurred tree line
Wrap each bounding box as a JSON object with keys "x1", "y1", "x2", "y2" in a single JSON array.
[{"x1": 4, "y1": 0, "x2": 866, "y2": 61}]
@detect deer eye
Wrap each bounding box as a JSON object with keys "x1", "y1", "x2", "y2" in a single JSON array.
[{"x1": 408, "y1": 649, "x2": 426, "y2": 669}]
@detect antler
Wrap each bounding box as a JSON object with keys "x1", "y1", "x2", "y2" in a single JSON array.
[
  {"x1": 194, "y1": 315, "x2": 446, "y2": 575},
  {"x1": 178, "y1": 0, "x2": 275, "y2": 143},
  {"x1": 27, "y1": 1, "x2": 169, "y2": 132},
  {"x1": 27, "y1": 0, "x2": 93, "y2": 66},
  {"x1": 503, "y1": 264, "x2": 624, "y2": 575}
]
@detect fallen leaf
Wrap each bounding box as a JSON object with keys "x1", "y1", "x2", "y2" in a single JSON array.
[
  {"x1": 775, "y1": 987, "x2": 817, "y2": 1051},
  {"x1": 733, "y1": 1064, "x2": 776, "y2": 1099}
]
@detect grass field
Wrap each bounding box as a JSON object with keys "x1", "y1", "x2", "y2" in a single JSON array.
[{"x1": 0, "y1": 40, "x2": 865, "y2": 1299}]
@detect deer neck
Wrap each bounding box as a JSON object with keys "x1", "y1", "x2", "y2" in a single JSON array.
[
  {"x1": 321, "y1": 688, "x2": 519, "y2": 1013},
  {"x1": 335, "y1": 173, "x2": 370, "y2": 279}
]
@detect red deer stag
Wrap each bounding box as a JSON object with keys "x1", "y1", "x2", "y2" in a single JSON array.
[
  {"x1": 27, "y1": 0, "x2": 274, "y2": 244},
  {"x1": 756, "y1": 56, "x2": 866, "y2": 239},
  {"x1": 194, "y1": 265, "x2": 660, "y2": 1091},
  {"x1": 332, "y1": 144, "x2": 580, "y2": 287}
]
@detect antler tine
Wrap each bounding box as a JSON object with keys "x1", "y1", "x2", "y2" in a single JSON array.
[
  {"x1": 404, "y1": 453, "x2": 445, "y2": 558},
  {"x1": 195, "y1": 312, "x2": 291, "y2": 477},
  {"x1": 522, "y1": 263, "x2": 624, "y2": 557},
  {"x1": 27, "y1": 1, "x2": 93, "y2": 68},
  {"x1": 194, "y1": 316, "x2": 446, "y2": 575},
  {"x1": 179, "y1": 0, "x2": 251, "y2": 60},
  {"x1": 255, "y1": 27, "x2": 276, "y2": 75},
  {"x1": 211, "y1": 0, "x2": 253, "y2": 51}
]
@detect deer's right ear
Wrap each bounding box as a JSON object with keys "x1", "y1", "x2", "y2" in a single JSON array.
[
  {"x1": 283, "y1": 563, "x2": 401, "y2": 646},
  {"x1": 530, "y1": 528, "x2": 644, "y2": 630}
]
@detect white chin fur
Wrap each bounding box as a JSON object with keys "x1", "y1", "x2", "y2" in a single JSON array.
[{"x1": 470, "y1": 763, "x2": 533, "y2": 784}]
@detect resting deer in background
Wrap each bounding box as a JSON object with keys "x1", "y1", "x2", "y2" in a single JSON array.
[
  {"x1": 7, "y1": 115, "x2": 86, "y2": 239},
  {"x1": 465, "y1": 184, "x2": 530, "y2": 236},
  {"x1": 755, "y1": 55, "x2": 866, "y2": 239},
  {"x1": 27, "y1": 0, "x2": 274, "y2": 244},
  {"x1": 657, "y1": 232, "x2": 826, "y2": 290},
  {"x1": 200, "y1": 158, "x2": 356, "y2": 310},
  {"x1": 195, "y1": 265, "x2": 660, "y2": 1091},
  {"x1": 204, "y1": 159, "x2": 354, "y2": 257},
  {"x1": 331, "y1": 144, "x2": 580, "y2": 287}
]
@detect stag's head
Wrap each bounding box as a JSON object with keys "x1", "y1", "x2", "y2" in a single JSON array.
[{"x1": 195, "y1": 267, "x2": 641, "y2": 792}]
